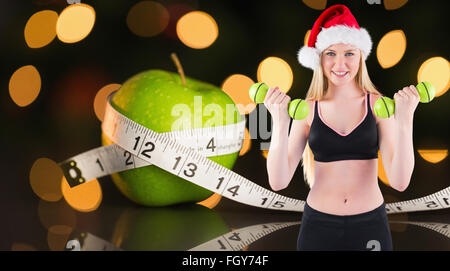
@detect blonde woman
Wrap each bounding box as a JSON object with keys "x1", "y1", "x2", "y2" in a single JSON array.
[{"x1": 265, "y1": 5, "x2": 419, "y2": 251}]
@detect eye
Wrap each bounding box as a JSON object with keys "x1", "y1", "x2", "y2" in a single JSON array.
[
  {"x1": 345, "y1": 52, "x2": 354, "y2": 56},
  {"x1": 326, "y1": 52, "x2": 335, "y2": 56}
]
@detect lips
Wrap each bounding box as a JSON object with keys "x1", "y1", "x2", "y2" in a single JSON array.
[{"x1": 332, "y1": 71, "x2": 349, "y2": 78}]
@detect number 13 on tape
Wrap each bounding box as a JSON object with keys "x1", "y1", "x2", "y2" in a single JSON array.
[{"x1": 123, "y1": 128, "x2": 305, "y2": 212}]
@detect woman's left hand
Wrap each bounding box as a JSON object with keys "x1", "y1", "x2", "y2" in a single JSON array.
[{"x1": 393, "y1": 85, "x2": 420, "y2": 124}]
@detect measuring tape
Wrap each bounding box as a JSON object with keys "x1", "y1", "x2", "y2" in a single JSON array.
[
  {"x1": 190, "y1": 220, "x2": 450, "y2": 251},
  {"x1": 66, "y1": 231, "x2": 123, "y2": 251},
  {"x1": 59, "y1": 91, "x2": 450, "y2": 214},
  {"x1": 65, "y1": 220, "x2": 449, "y2": 251},
  {"x1": 396, "y1": 221, "x2": 450, "y2": 239},
  {"x1": 189, "y1": 221, "x2": 300, "y2": 251}
]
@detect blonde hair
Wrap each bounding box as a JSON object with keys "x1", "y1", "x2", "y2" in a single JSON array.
[{"x1": 301, "y1": 52, "x2": 383, "y2": 188}]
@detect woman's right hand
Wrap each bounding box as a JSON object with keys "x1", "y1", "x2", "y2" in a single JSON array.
[{"x1": 263, "y1": 86, "x2": 292, "y2": 127}]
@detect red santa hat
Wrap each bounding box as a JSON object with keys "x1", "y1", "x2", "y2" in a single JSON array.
[{"x1": 298, "y1": 4, "x2": 372, "y2": 70}]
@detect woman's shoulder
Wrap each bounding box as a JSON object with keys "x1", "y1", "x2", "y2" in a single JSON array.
[{"x1": 303, "y1": 98, "x2": 316, "y2": 126}]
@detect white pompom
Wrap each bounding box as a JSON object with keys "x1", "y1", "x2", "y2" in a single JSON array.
[{"x1": 297, "y1": 46, "x2": 320, "y2": 70}]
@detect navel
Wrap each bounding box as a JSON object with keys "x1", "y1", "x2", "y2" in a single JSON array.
[{"x1": 344, "y1": 199, "x2": 348, "y2": 204}]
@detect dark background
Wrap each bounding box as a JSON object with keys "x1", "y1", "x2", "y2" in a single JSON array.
[{"x1": 0, "y1": 0, "x2": 449, "y2": 251}]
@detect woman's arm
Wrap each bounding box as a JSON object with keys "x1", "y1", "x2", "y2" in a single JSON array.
[
  {"x1": 377, "y1": 86, "x2": 420, "y2": 192},
  {"x1": 390, "y1": 119, "x2": 415, "y2": 191},
  {"x1": 267, "y1": 102, "x2": 310, "y2": 191},
  {"x1": 267, "y1": 122, "x2": 291, "y2": 191},
  {"x1": 264, "y1": 86, "x2": 309, "y2": 191}
]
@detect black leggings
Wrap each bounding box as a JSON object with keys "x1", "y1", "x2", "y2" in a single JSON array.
[{"x1": 297, "y1": 202, "x2": 393, "y2": 251}]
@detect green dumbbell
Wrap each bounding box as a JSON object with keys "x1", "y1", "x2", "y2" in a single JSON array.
[
  {"x1": 249, "y1": 82, "x2": 309, "y2": 120},
  {"x1": 374, "y1": 81, "x2": 436, "y2": 118}
]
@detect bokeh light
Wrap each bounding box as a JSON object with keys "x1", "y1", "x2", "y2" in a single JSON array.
[
  {"x1": 417, "y1": 149, "x2": 448, "y2": 164},
  {"x1": 51, "y1": 65, "x2": 111, "y2": 118},
  {"x1": 47, "y1": 225, "x2": 73, "y2": 251},
  {"x1": 126, "y1": 1, "x2": 170, "y2": 38},
  {"x1": 9, "y1": 65, "x2": 41, "y2": 107},
  {"x1": 376, "y1": 30, "x2": 406, "y2": 69},
  {"x1": 177, "y1": 11, "x2": 218, "y2": 49},
  {"x1": 162, "y1": 3, "x2": 196, "y2": 40},
  {"x1": 221, "y1": 74, "x2": 256, "y2": 115},
  {"x1": 11, "y1": 243, "x2": 36, "y2": 251},
  {"x1": 29, "y1": 158, "x2": 63, "y2": 202},
  {"x1": 302, "y1": 0, "x2": 327, "y2": 10},
  {"x1": 304, "y1": 30, "x2": 311, "y2": 46},
  {"x1": 384, "y1": 0, "x2": 409, "y2": 10},
  {"x1": 417, "y1": 57, "x2": 449, "y2": 97},
  {"x1": 24, "y1": 10, "x2": 58, "y2": 48},
  {"x1": 56, "y1": 3, "x2": 95, "y2": 43},
  {"x1": 38, "y1": 199, "x2": 77, "y2": 230},
  {"x1": 257, "y1": 57, "x2": 293, "y2": 93},
  {"x1": 239, "y1": 128, "x2": 251, "y2": 156},
  {"x1": 93, "y1": 83, "x2": 121, "y2": 122},
  {"x1": 261, "y1": 150, "x2": 268, "y2": 159},
  {"x1": 377, "y1": 150, "x2": 390, "y2": 186},
  {"x1": 197, "y1": 193, "x2": 222, "y2": 209},
  {"x1": 61, "y1": 177, "x2": 102, "y2": 212}
]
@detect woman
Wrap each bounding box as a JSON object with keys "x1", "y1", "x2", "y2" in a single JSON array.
[{"x1": 265, "y1": 5, "x2": 419, "y2": 251}]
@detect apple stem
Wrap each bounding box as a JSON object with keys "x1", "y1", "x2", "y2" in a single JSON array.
[{"x1": 170, "y1": 53, "x2": 186, "y2": 86}]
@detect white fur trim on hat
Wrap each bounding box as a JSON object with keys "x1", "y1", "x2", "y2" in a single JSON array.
[
  {"x1": 297, "y1": 46, "x2": 320, "y2": 70},
  {"x1": 298, "y1": 25, "x2": 372, "y2": 70},
  {"x1": 316, "y1": 25, "x2": 372, "y2": 59}
]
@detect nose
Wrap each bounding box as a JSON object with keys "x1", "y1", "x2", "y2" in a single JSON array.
[{"x1": 333, "y1": 55, "x2": 347, "y2": 68}]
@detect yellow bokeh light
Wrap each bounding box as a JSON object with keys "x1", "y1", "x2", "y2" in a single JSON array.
[
  {"x1": 24, "y1": 10, "x2": 58, "y2": 48},
  {"x1": 376, "y1": 30, "x2": 406, "y2": 69},
  {"x1": 56, "y1": 3, "x2": 95, "y2": 43},
  {"x1": 302, "y1": 0, "x2": 327, "y2": 10},
  {"x1": 61, "y1": 177, "x2": 103, "y2": 212},
  {"x1": 417, "y1": 57, "x2": 449, "y2": 97},
  {"x1": 261, "y1": 150, "x2": 268, "y2": 159},
  {"x1": 384, "y1": 0, "x2": 409, "y2": 10},
  {"x1": 197, "y1": 193, "x2": 222, "y2": 209},
  {"x1": 221, "y1": 74, "x2": 256, "y2": 115},
  {"x1": 304, "y1": 30, "x2": 311, "y2": 46},
  {"x1": 29, "y1": 158, "x2": 63, "y2": 202},
  {"x1": 38, "y1": 200, "x2": 77, "y2": 230},
  {"x1": 47, "y1": 225, "x2": 73, "y2": 251},
  {"x1": 94, "y1": 83, "x2": 121, "y2": 122},
  {"x1": 257, "y1": 57, "x2": 293, "y2": 93},
  {"x1": 126, "y1": 1, "x2": 170, "y2": 38},
  {"x1": 418, "y1": 149, "x2": 448, "y2": 164},
  {"x1": 177, "y1": 11, "x2": 218, "y2": 49},
  {"x1": 11, "y1": 243, "x2": 36, "y2": 251},
  {"x1": 377, "y1": 151, "x2": 390, "y2": 186},
  {"x1": 9, "y1": 65, "x2": 41, "y2": 107},
  {"x1": 239, "y1": 128, "x2": 251, "y2": 156}
]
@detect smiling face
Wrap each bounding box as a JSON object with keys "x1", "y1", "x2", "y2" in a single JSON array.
[{"x1": 321, "y1": 43, "x2": 361, "y2": 87}]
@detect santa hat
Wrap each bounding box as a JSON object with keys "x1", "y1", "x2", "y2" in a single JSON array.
[{"x1": 297, "y1": 4, "x2": 372, "y2": 70}]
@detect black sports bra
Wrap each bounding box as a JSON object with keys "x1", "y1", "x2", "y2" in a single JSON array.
[{"x1": 308, "y1": 93, "x2": 379, "y2": 162}]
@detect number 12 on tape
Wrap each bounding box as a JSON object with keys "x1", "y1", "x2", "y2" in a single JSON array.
[{"x1": 120, "y1": 128, "x2": 304, "y2": 212}]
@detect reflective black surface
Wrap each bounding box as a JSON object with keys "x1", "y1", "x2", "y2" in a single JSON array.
[{"x1": 2, "y1": 157, "x2": 450, "y2": 251}]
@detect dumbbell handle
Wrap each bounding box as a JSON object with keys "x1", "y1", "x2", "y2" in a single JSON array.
[{"x1": 249, "y1": 82, "x2": 309, "y2": 120}]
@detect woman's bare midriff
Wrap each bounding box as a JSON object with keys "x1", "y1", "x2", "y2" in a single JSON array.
[
  {"x1": 304, "y1": 94, "x2": 384, "y2": 216},
  {"x1": 306, "y1": 159, "x2": 384, "y2": 215}
]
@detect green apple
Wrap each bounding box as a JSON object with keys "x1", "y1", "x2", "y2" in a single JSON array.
[
  {"x1": 111, "y1": 204, "x2": 230, "y2": 250},
  {"x1": 102, "y1": 69, "x2": 242, "y2": 206}
]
